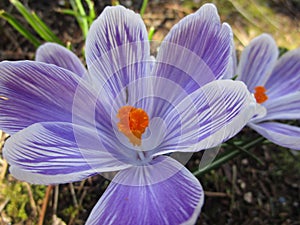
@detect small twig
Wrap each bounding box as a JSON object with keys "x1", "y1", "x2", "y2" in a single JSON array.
[
  {"x1": 69, "y1": 183, "x2": 78, "y2": 208},
  {"x1": 53, "y1": 185, "x2": 59, "y2": 216},
  {"x1": 0, "y1": 159, "x2": 8, "y2": 182},
  {"x1": 77, "y1": 180, "x2": 86, "y2": 196},
  {"x1": 23, "y1": 182, "x2": 37, "y2": 217},
  {"x1": 205, "y1": 191, "x2": 229, "y2": 197},
  {"x1": 230, "y1": 165, "x2": 237, "y2": 210},
  {"x1": 38, "y1": 185, "x2": 53, "y2": 225},
  {"x1": 0, "y1": 198, "x2": 10, "y2": 213},
  {"x1": 67, "y1": 183, "x2": 79, "y2": 225},
  {"x1": 78, "y1": 188, "x2": 87, "y2": 206}
]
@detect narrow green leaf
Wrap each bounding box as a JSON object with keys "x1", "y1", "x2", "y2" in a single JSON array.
[
  {"x1": 75, "y1": 0, "x2": 86, "y2": 17},
  {"x1": 227, "y1": 142, "x2": 264, "y2": 165},
  {"x1": 111, "y1": 1, "x2": 120, "y2": 6},
  {"x1": 55, "y1": 8, "x2": 78, "y2": 16},
  {"x1": 31, "y1": 12, "x2": 63, "y2": 44},
  {"x1": 70, "y1": 0, "x2": 88, "y2": 38},
  {"x1": 85, "y1": 0, "x2": 95, "y2": 26},
  {"x1": 57, "y1": 8, "x2": 93, "y2": 20},
  {"x1": 140, "y1": 0, "x2": 149, "y2": 17},
  {"x1": 193, "y1": 136, "x2": 265, "y2": 177},
  {"x1": 193, "y1": 149, "x2": 240, "y2": 177},
  {"x1": 0, "y1": 10, "x2": 41, "y2": 47},
  {"x1": 10, "y1": 0, "x2": 63, "y2": 44},
  {"x1": 148, "y1": 26, "x2": 155, "y2": 41},
  {"x1": 75, "y1": 0, "x2": 89, "y2": 36}
]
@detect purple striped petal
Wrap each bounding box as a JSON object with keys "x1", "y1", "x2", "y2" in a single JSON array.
[
  {"x1": 3, "y1": 122, "x2": 131, "y2": 184},
  {"x1": 86, "y1": 156, "x2": 204, "y2": 225},
  {"x1": 237, "y1": 34, "x2": 278, "y2": 91},
  {"x1": 85, "y1": 5, "x2": 150, "y2": 100},
  {"x1": 259, "y1": 92, "x2": 300, "y2": 121},
  {"x1": 223, "y1": 39, "x2": 237, "y2": 79},
  {"x1": 0, "y1": 61, "x2": 82, "y2": 134},
  {"x1": 150, "y1": 80, "x2": 256, "y2": 155},
  {"x1": 248, "y1": 122, "x2": 300, "y2": 150},
  {"x1": 152, "y1": 4, "x2": 233, "y2": 93},
  {"x1": 35, "y1": 43, "x2": 87, "y2": 77},
  {"x1": 265, "y1": 48, "x2": 300, "y2": 98}
]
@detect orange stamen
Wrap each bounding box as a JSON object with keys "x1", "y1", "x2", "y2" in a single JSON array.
[
  {"x1": 254, "y1": 86, "x2": 268, "y2": 104},
  {"x1": 117, "y1": 106, "x2": 149, "y2": 146}
]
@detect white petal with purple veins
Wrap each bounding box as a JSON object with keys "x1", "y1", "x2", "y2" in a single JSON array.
[
  {"x1": 248, "y1": 122, "x2": 300, "y2": 150},
  {"x1": 152, "y1": 80, "x2": 256, "y2": 155},
  {"x1": 223, "y1": 39, "x2": 237, "y2": 79},
  {"x1": 0, "y1": 61, "x2": 82, "y2": 134},
  {"x1": 259, "y1": 92, "x2": 300, "y2": 121},
  {"x1": 86, "y1": 156, "x2": 204, "y2": 225},
  {"x1": 36, "y1": 43, "x2": 87, "y2": 76},
  {"x1": 237, "y1": 34, "x2": 278, "y2": 91},
  {"x1": 265, "y1": 48, "x2": 300, "y2": 98},
  {"x1": 3, "y1": 122, "x2": 132, "y2": 184},
  {"x1": 85, "y1": 5, "x2": 150, "y2": 98},
  {"x1": 152, "y1": 4, "x2": 233, "y2": 93}
]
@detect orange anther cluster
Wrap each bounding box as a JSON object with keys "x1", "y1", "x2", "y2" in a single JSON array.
[
  {"x1": 117, "y1": 106, "x2": 149, "y2": 146},
  {"x1": 254, "y1": 86, "x2": 268, "y2": 104}
]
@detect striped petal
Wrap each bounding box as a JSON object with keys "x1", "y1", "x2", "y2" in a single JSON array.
[
  {"x1": 86, "y1": 156, "x2": 204, "y2": 225},
  {"x1": 150, "y1": 80, "x2": 256, "y2": 155},
  {"x1": 3, "y1": 122, "x2": 131, "y2": 184},
  {"x1": 237, "y1": 34, "x2": 278, "y2": 91},
  {"x1": 223, "y1": 39, "x2": 237, "y2": 79},
  {"x1": 265, "y1": 48, "x2": 300, "y2": 98},
  {"x1": 0, "y1": 61, "x2": 81, "y2": 134},
  {"x1": 85, "y1": 5, "x2": 150, "y2": 100},
  {"x1": 259, "y1": 92, "x2": 300, "y2": 121},
  {"x1": 152, "y1": 4, "x2": 233, "y2": 93},
  {"x1": 35, "y1": 42, "x2": 87, "y2": 77},
  {"x1": 248, "y1": 122, "x2": 300, "y2": 150}
]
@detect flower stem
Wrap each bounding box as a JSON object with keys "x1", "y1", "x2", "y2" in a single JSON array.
[{"x1": 193, "y1": 136, "x2": 265, "y2": 177}]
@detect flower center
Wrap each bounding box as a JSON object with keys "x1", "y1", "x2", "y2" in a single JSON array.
[
  {"x1": 117, "y1": 106, "x2": 149, "y2": 146},
  {"x1": 254, "y1": 86, "x2": 268, "y2": 104}
]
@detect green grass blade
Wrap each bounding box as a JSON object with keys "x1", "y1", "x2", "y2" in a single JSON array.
[
  {"x1": 140, "y1": 0, "x2": 149, "y2": 17},
  {"x1": 111, "y1": 1, "x2": 120, "y2": 6},
  {"x1": 85, "y1": 0, "x2": 95, "y2": 26},
  {"x1": 148, "y1": 26, "x2": 155, "y2": 41},
  {"x1": 0, "y1": 10, "x2": 41, "y2": 47},
  {"x1": 10, "y1": 0, "x2": 63, "y2": 44},
  {"x1": 193, "y1": 149, "x2": 240, "y2": 177},
  {"x1": 30, "y1": 12, "x2": 63, "y2": 44},
  {"x1": 193, "y1": 136, "x2": 265, "y2": 177},
  {"x1": 70, "y1": 0, "x2": 89, "y2": 38},
  {"x1": 55, "y1": 8, "x2": 77, "y2": 16},
  {"x1": 75, "y1": 0, "x2": 89, "y2": 36},
  {"x1": 227, "y1": 142, "x2": 264, "y2": 165},
  {"x1": 57, "y1": 9, "x2": 93, "y2": 21}
]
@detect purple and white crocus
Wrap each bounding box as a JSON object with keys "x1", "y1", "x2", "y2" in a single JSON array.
[
  {"x1": 0, "y1": 4, "x2": 256, "y2": 224},
  {"x1": 236, "y1": 34, "x2": 300, "y2": 150}
]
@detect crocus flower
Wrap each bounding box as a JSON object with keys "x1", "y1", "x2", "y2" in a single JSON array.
[
  {"x1": 0, "y1": 4, "x2": 256, "y2": 224},
  {"x1": 236, "y1": 34, "x2": 300, "y2": 150}
]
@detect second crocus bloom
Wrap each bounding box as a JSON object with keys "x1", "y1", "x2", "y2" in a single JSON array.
[{"x1": 236, "y1": 34, "x2": 300, "y2": 150}]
